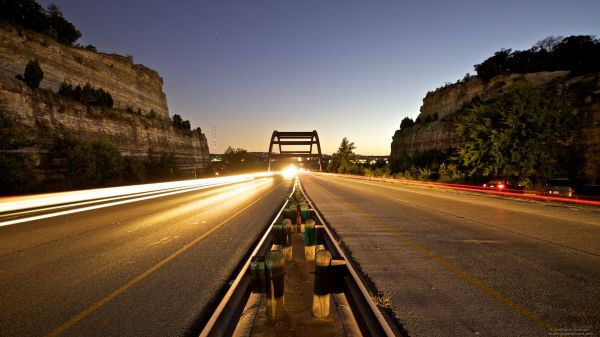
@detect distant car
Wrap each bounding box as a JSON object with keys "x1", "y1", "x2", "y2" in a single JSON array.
[
  {"x1": 543, "y1": 178, "x2": 576, "y2": 197},
  {"x1": 482, "y1": 179, "x2": 524, "y2": 192}
]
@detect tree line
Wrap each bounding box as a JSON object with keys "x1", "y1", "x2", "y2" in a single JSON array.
[
  {"x1": 0, "y1": 0, "x2": 81, "y2": 45},
  {"x1": 475, "y1": 35, "x2": 600, "y2": 81},
  {"x1": 389, "y1": 83, "x2": 584, "y2": 186},
  {"x1": 0, "y1": 126, "x2": 183, "y2": 195}
]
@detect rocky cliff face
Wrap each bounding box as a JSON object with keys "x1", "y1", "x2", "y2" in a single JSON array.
[
  {"x1": 0, "y1": 24, "x2": 168, "y2": 118},
  {"x1": 0, "y1": 75, "x2": 210, "y2": 171},
  {"x1": 392, "y1": 72, "x2": 571, "y2": 157},
  {"x1": 390, "y1": 71, "x2": 600, "y2": 182},
  {"x1": 0, "y1": 23, "x2": 210, "y2": 178},
  {"x1": 419, "y1": 71, "x2": 569, "y2": 121}
]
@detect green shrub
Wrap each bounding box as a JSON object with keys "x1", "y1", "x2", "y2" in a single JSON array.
[
  {"x1": 418, "y1": 167, "x2": 432, "y2": 180},
  {"x1": 457, "y1": 84, "x2": 574, "y2": 182},
  {"x1": 144, "y1": 149, "x2": 179, "y2": 180},
  {"x1": 58, "y1": 82, "x2": 113, "y2": 108},
  {"x1": 438, "y1": 163, "x2": 464, "y2": 182},
  {"x1": 0, "y1": 153, "x2": 36, "y2": 194},
  {"x1": 24, "y1": 59, "x2": 44, "y2": 89},
  {"x1": 65, "y1": 139, "x2": 125, "y2": 187},
  {"x1": 124, "y1": 156, "x2": 146, "y2": 182}
]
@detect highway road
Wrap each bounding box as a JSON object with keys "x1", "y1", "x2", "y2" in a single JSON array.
[
  {"x1": 301, "y1": 174, "x2": 600, "y2": 337},
  {"x1": 0, "y1": 175, "x2": 291, "y2": 337}
]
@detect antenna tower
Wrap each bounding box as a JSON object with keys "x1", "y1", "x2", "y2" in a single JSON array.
[{"x1": 213, "y1": 126, "x2": 217, "y2": 154}]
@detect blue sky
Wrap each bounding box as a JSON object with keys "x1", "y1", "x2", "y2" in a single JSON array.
[{"x1": 40, "y1": 0, "x2": 600, "y2": 154}]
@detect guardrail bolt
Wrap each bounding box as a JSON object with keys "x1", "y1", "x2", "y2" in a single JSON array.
[
  {"x1": 312, "y1": 249, "x2": 332, "y2": 318},
  {"x1": 265, "y1": 250, "x2": 285, "y2": 318}
]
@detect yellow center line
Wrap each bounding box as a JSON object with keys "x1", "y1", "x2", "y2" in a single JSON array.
[
  {"x1": 307, "y1": 176, "x2": 560, "y2": 334},
  {"x1": 45, "y1": 181, "x2": 283, "y2": 337}
]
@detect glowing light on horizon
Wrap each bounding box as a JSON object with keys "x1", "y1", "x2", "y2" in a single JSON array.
[{"x1": 281, "y1": 165, "x2": 298, "y2": 179}]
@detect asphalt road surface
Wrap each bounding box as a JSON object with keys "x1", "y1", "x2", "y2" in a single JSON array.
[
  {"x1": 0, "y1": 176, "x2": 291, "y2": 337},
  {"x1": 301, "y1": 174, "x2": 600, "y2": 337}
]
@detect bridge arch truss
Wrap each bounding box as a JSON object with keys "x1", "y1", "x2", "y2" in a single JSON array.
[{"x1": 267, "y1": 130, "x2": 323, "y2": 171}]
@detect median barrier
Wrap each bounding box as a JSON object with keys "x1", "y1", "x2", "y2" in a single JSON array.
[{"x1": 199, "y1": 177, "x2": 398, "y2": 337}]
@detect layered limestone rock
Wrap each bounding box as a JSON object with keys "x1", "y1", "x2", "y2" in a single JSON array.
[
  {"x1": 390, "y1": 121, "x2": 462, "y2": 158},
  {"x1": 0, "y1": 74, "x2": 210, "y2": 170},
  {"x1": 0, "y1": 24, "x2": 168, "y2": 118},
  {"x1": 0, "y1": 22, "x2": 210, "y2": 175},
  {"x1": 390, "y1": 71, "x2": 600, "y2": 182},
  {"x1": 419, "y1": 71, "x2": 569, "y2": 121}
]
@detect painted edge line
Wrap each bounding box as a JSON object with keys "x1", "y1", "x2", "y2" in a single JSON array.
[
  {"x1": 198, "y1": 181, "x2": 294, "y2": 337},
  {"x1": 297, "y1": 175, "x2": 397, "y2": 337},
  {"x1": 44, "y1": 180, "x2": 281, "y2": 337},
  {"x1": 307, "y1": 174, "x2": 560, "y2": 335}
]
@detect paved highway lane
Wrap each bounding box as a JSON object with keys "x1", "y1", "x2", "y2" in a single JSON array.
[
  {"x1": 301, "y1": 174, "x2": 600, "y2": 337},
  {"x1": 0, "y1": 176, "x2": 292, "y2": 337}
]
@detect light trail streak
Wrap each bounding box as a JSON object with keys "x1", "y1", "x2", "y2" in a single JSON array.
[
  {"x1": 0, "y1": 172, "x2": 273, "y2": 213},
  {"x1": 44, "y1": 179, "x2": 283, "y2": 337},
  {"x1": 318, "y1": 173, "x2": 600, "y2": 207},
  {"x1": 0, "y1": 172, "x2": 275, "y2": 227}
]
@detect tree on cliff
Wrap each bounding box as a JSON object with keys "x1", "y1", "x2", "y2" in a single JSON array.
[
  {"x1": 0, "y1": 1, "x2": 81, "y2": 45},
  {"x1": 328, "y1": 138, "x2": 360, "y2": 174},
  {"x1": 172, "y1": 114, "x2": 192, "y2": 131},
  {"x1": 58, "y1": 82, "x2": 113, "y2": 108},
  {"x1": 46, "y1": 4, "x2": 81, "y2": 45},
  {"x1": 0, "y1": 0, "x2": 48, "y2": 31},
  {"x1": 457, "y1": 84, "x2": 575, "y2": 184},
  {"x1": 400, "y1": 117, "x2": 415, "y2": 130},
  {"x1": 474, "y1": 35, "x2": 600, "y2": 81},
  {"x1": 23, "y1": 59, "x2": 44, "y2": 89}
]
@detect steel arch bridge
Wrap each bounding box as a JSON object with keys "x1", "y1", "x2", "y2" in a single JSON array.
[{"x1": 267, "y1": 130, "x2": 323, "y2": 171}]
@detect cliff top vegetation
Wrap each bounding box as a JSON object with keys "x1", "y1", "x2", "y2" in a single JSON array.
[
  {"x1": 474, "y1": 35, "x2": 600, "y2": 81},
  {"x1": 426, "y1": 35, "x2": 600, "y2": 96},
  {"x1": 0, "y1": 0, "x2": 81, "y2": 46}
]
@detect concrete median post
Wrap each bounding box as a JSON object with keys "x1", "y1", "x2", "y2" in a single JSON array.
[
  {"x1": 282, "y1": 219, "x2": 292, "y2": 262},
  {"x1": 329, "y1": 258, "x2": 346, "y2": 294},
  {"x1": 304, "y1": 219, "x2": 316, "y2": 261},
  {"x1": 272, "y1": 223, "x2": 283, "y2": 251},
  {"x1": 250, "y1": 256, "x2": 266, "y2": 293},
  {"x1": 312, "y1": 249, "x2": 332, "y2": 318},
  {"x1": 285, "y1": 202, "x2": 299, "y2": 233},
  {"x1": 315, "y1": 225, "x2": 325, "y2": 252},
  {"x1": 265, "y1": 250, "x2": 285, "y2": 319}
]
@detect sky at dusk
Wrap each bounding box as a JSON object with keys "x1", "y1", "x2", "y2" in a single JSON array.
[{"x1": 39, "y1": 0, "x2": 600, "y2": 155}]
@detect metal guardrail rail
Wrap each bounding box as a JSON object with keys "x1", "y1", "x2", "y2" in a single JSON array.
[{"x1": 199, "y1": 176, "x2": 398, "y2": 337}]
